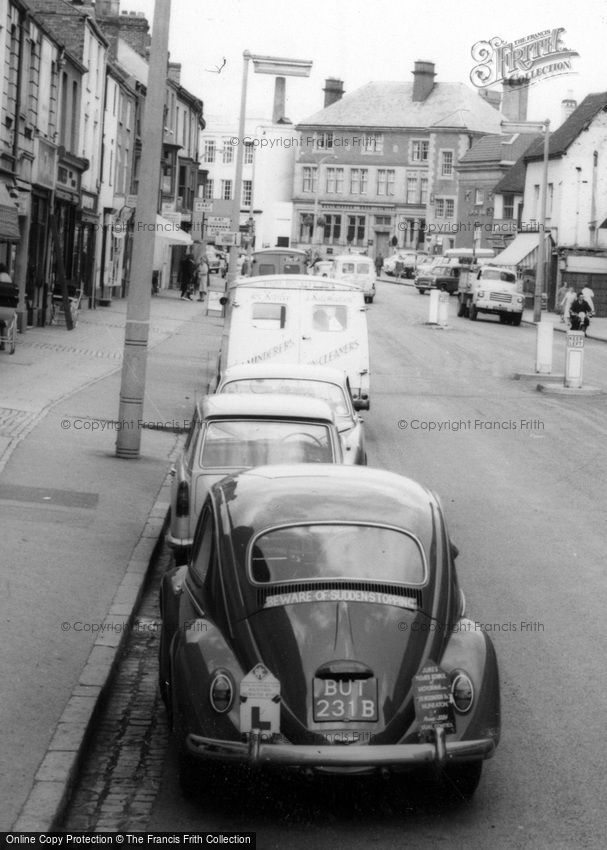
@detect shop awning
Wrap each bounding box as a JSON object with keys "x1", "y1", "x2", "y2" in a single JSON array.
[
  {"x1": 0, "y1": 183, "x2": 21, "y2": 241},
  {"x1": 492, "y1": 232, "x2": 551, "y2": 270},
  {"x1": 154, "y1": 215, "x2": 192, "y2": 245}
]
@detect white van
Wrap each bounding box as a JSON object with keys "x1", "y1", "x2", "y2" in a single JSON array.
[
  {"x1": 216, "y1": 275, "x2": 371, "y2": 409},
  {"x1": 330, "y1": 254, "x2": 376, "y2": 303}
]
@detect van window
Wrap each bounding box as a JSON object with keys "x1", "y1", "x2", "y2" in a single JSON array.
[
  {"x1": 312, "y1": 305, "x2": 347, "y2": 332},
  {"x1": 356, "y1": 263, "x2": 371, "y2": 274},
  {"x1": 258, "y1": 264, "x2": 276, "y2": 275},
  {"x1": 341, "y1": 263, "x2": 356, "y2": 274},
  {"x1": 252, "y1": 303, "x2": 287, "y2": 329},
  {"x1": 481, "y1": 269, "x2": 516, "y2": 283}
]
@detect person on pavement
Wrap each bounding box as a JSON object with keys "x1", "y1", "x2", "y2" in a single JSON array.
[
  {"x1": 555, "y1": 283, "x2": 568, "y2": 320},
  {"x1": 581, "y1": 285, "x2": 595, "y2": 314},
  {"x1": 375, "y1": 254, "x2": 384, "y2": 277},
  {"x1": 561, "y1": 285, "x2": 577, "y2": 326},
  {"x1": 179, "y1": 252, "x2": 195, "y2": 299}
]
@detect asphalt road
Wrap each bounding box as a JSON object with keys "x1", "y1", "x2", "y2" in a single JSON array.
[{"x1": 67, "y1": 282, "x2": 607, "y2": 848}]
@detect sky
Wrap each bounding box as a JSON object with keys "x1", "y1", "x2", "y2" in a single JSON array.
[{"x1": 120, "y1": 0, "x2": 607, "y2": 129}]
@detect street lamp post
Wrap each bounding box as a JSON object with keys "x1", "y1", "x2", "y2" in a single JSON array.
[
  {"x1": 501, "y1": 119, "x2": 551, "y2": 322},
  {"x1": 227, "y1": 52, "x2": 313, "y2": 286}
]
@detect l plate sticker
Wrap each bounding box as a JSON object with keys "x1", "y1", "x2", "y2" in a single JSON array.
[
  {"x1": 240, "y1": 664, "x2": 281, "y2": 734},
  {"x1": 412, "y1": 661, "x2": 455, "y2": 734}
]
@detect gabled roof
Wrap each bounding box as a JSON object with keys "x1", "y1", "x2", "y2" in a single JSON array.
[
  {"x1": 524, "y1": 92, "x2": 607, "y2": 161},
  {"x1": 296, "y1": 81, "x2": 504, "y2": 134},
  {"x1": 29, "y1": 0, "x2": 109, "y2": 62},
  {"x1": 493, "y1": 134, "x2": 543, "y2": 195},
  {"x1": 459, "y1": 132, "x2": 539, "y2": 166}
]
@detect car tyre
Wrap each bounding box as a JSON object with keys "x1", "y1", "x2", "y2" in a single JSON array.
[
  {"x1": 457, "y1": 299, "x2": 467, "y2": 318},
  {"x1": 499, "y1": 314, "x2": 508, "y2": 323},
  {"x1": 511, "y1": 313, "x2": 522, "y2": 326},
  {"x1": 439, "y1": 760, "x2": 483, "y2": 801},
  {"x1": 469, "y1": 304, "x2": 478, "y2": 321},
  {"x1": 418, "y1": 288, "x2": 426, "y2": 295}
]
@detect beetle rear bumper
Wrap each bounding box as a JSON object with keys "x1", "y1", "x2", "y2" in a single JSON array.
[{"x1": 185, "y1": 729, "x2": 495, "y2": 768}]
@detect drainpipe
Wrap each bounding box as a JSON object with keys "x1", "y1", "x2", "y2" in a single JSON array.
[
  {"x1": 12, "y1": 6, "x2": 29, "y2": 332},
  {"x1": 589, "y1": 150, "x2": 598, "y2": 247}
]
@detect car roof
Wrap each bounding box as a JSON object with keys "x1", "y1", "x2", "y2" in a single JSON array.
[
  {"x1": 198, "y1": 393, "x2": 336, "y2": 423},
  {"x1": 228, "y1": 275, "x2": 361, "y2": 291},
  {"x1": 332, "y1": 254, "x2": 372, "y2": 262},
  {"x1": 220, "y1": 363, "x2": 349, "y2": 385},
  {"x1": 212, "y1": 465, "x2": 438, "y2": 545}
]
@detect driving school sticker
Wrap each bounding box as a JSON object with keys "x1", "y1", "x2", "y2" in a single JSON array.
[
  {"x1": 240, "y1": 664, "x2": 281, "y2": 734},
  {"x1": 412, "y1": 662, "x2": 455, "y2": 733}
]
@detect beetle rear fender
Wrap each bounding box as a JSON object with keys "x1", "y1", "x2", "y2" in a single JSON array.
[
  {"x1": 172, "y1": 614, "x2": 246, "y2": 742},
  {"x1": 439, "y1": 619, "x2": 501, "y2": 750}
]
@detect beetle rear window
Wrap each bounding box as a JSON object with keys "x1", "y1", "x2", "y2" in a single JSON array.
[{"x1": 250, "y1": 524, "x2": 425, "y2": 585}]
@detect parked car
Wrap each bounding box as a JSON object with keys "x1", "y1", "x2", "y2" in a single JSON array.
[
  {"x1": 166, "y1": 395, "x2": 343, "y2": 561},
  {"x1": 216, "y1": 363, "x2": 367, "y2": 464},
  {"x1": 160, "y1": 465, "x2": 501, "y2": 799},
  {"x1": 308, "y1": 260, "x2": 333, "y2": 277},
  {"x1": 383, "y1": 252, "x2": 419, "y2": 279},
  {"x1": 330, "y1": 254, "x2": 376, "y2": 303},
  {"x1": 414, "y1": 263, "x2": 462, "y2": 295}
]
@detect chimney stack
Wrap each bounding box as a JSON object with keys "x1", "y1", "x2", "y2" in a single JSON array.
[
  {"x1": 478, "y1": 88, "x2": 501, "y2": 110},
  {"x1": 323, "y1": 78, "x2": 344, "y2": 108},
  {"x1": 560, "y1": 91, "x2": 577, "y2": 126},
  {"x1": 412, "y1": 61, "x2": 436, "y2": 102},
  {"x1": 501, "y1": 77, "x2": 529, "y2": 122},
  {"x1": 168, "y1": 62, "x2": 181, "y2": 85}
]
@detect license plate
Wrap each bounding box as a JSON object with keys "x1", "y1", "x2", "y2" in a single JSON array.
[{"x1": 313, "y1": 678, "x2": 378, "y2": 722}]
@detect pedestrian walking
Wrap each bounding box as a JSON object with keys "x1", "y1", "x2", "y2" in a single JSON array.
[
  {"x1": 179, "y1": 252, "x2": 196, "y2": 299},
  {"x1": 555, "y1": 282, "x2": 568, "y2": 320},
  {"x1": 375, "y1": 253, "x2": 384, "y2": 277},
  {"x1": 581, "y1": 285, "x2": 595, "y2": 313},
  {"x1": 0, "y1": 263, "x2": 14, "y2": 349},
  {"x1": 561, "y1": 285, "x2": 576, "y2": 326},
  {"x1": 197, "y1": 256, "x2": 209, "y2": 301}
]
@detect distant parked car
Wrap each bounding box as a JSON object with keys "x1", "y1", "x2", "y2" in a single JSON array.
[
  {"x1": 216, "y1": 363, "x2": 367, "y2": 464},
  {"x1": 414, "y1": 263, "x2": 462, "y2": 295},
  {"x1": 330, "y1": 254, "x2": 376, "y2": 303},
  {"x1": 383, "y1": 252, "x2": 419, "y2": 279},
  {"x1": 166, "y1": 394, "x2": 343, "y2": 561},
  {"x1": 159, "y1": 465, "x2": 501, "y2": 799}
]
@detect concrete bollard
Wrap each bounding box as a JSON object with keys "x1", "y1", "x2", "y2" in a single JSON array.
[
  {"x1": 535, "y1": 320, "x2": 553, "y2": 374},
  {"x1": 437, "y1": 291, "x2": 449, "y2": 327},
  {"x1": 428, "y1": 289, "x2": 439, "y2": 324},
  {"x1": 564, "y1": 330, "x2": 584, "y2": 388}
]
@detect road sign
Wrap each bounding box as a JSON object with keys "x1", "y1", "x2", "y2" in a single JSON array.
[
  {"x1": 194, "y1": 199, "x2": 213, "y2": 213},
  {"x1": 216, "y1": 231, "x2": 241, "y2": 247},
  {"x1": 207, "y1": 216, "x2": 231, "y2": 235}
]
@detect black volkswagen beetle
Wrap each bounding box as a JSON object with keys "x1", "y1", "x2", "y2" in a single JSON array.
[{"x1": 159, "y1": 465, "x2": 500, "y2": 799}]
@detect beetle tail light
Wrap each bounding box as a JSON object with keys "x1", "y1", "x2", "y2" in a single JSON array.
[
  {"x1": 451, "y1": 671, "x2": 474, "y2": 714},
  {"x1": 209, "y1": 671, "x2": 234, "y2": 714},
  {"x1": 175, "y1": 481, "x2": 190, "y2": 517}
]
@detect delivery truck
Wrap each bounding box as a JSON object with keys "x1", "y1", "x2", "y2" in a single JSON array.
[{"x1": 215, "y1": 275, "x2": 371, "y2": 408}]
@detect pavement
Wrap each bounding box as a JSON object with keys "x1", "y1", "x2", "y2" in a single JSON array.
[{"x1": 0, "y1": 289, "x2": 223, "y2": 831}]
